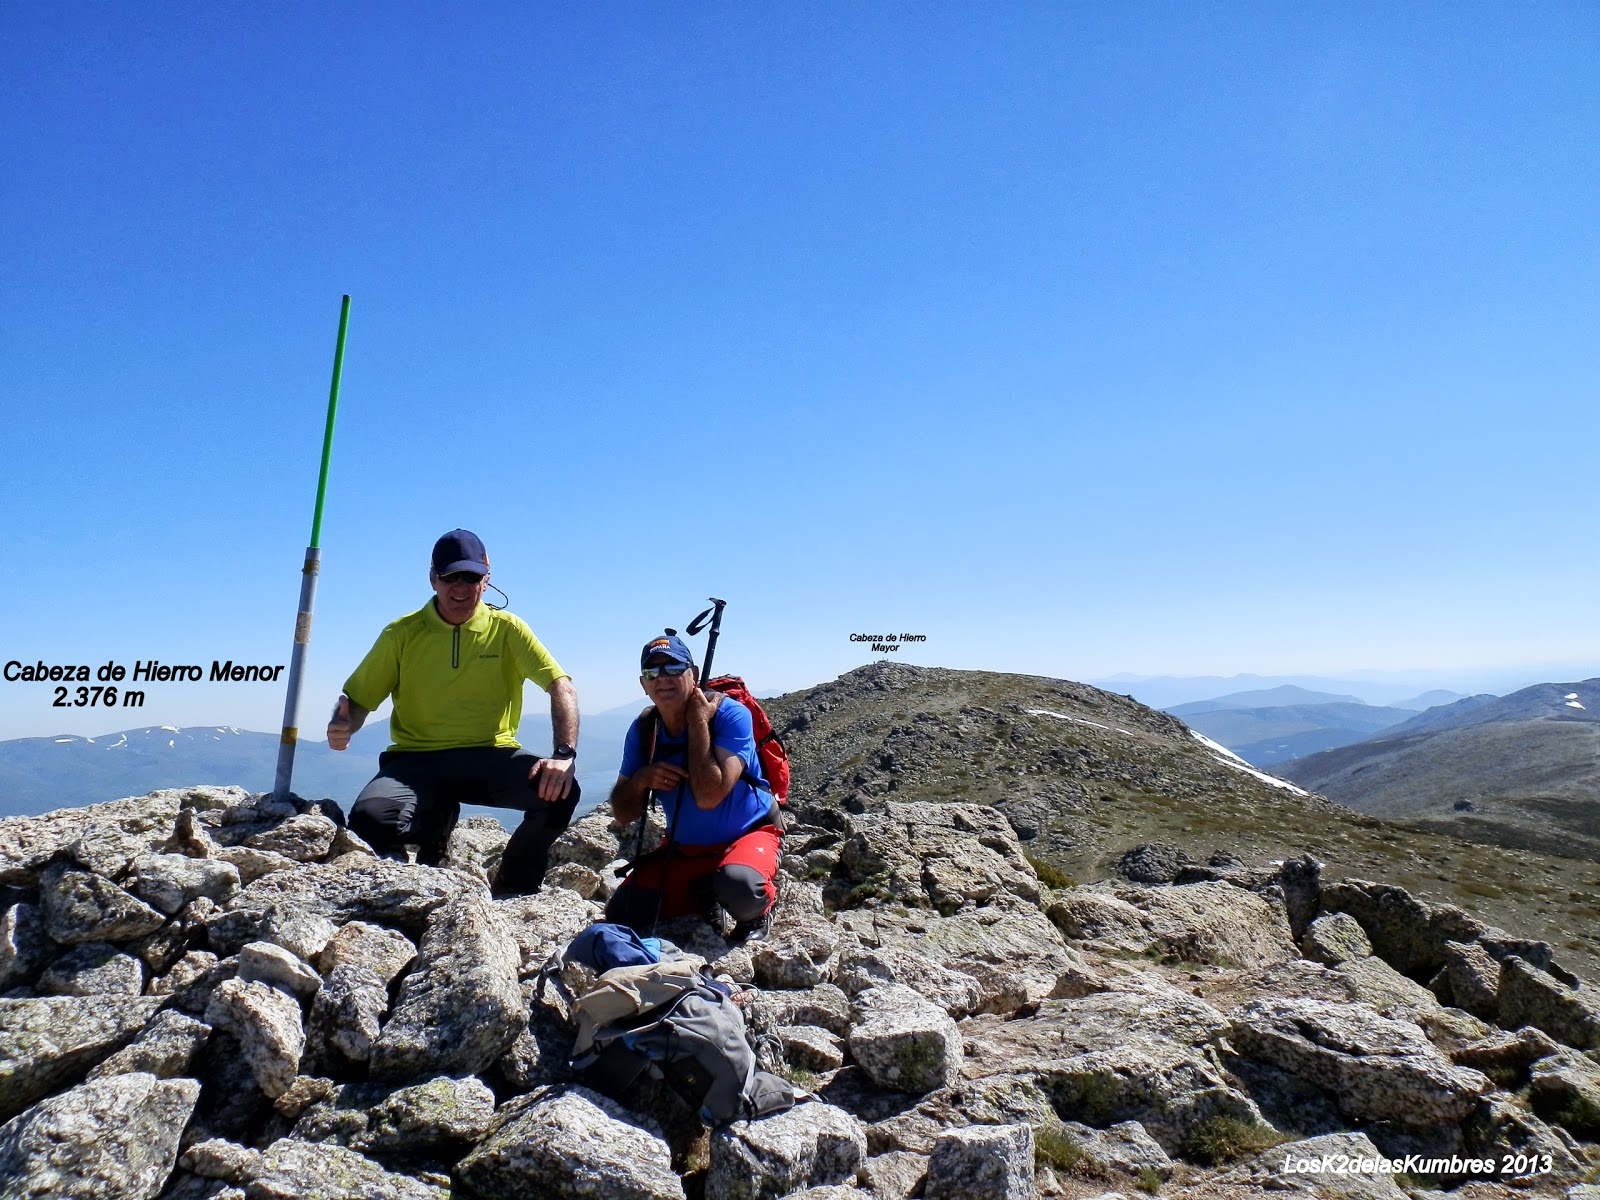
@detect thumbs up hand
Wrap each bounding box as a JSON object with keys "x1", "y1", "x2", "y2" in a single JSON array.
[{"x1": 327, "y1": 696, "x2": 356, "y2": 751}]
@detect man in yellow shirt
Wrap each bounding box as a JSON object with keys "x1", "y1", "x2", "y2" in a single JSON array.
[{"x1": 327, "y1": 529, "x2": 579, "y2": 893}]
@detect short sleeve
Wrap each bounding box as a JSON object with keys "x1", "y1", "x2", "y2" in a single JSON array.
[
  {"x1": 343, "y1": 625, "x2": 401, "y2": 713},
  {"x1": 618, "y1": 715, "x2": 645, "y2": 778},
  {"x1": 709, "y1": 699, "x2": 758, "y2": 773},
  {"x1": 504, "y1": 614, "x2": 566, "y2": 690}
]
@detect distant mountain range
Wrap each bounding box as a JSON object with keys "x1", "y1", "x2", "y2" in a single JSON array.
[
  {"x1": 1167, "y1": 685, "x2": 1367, "y2": 713},
  {"x1": 1160, "y1": 685, "x2": 1466, "y2": 766},
  {"x1": 1279, "y1": 678, "x2": 1600, "y2": 861},
  {"x1": 1095, "y1": 673, "x2": 1473, "y2": 710},
  {"x1": 0, "y1": 708, "x2": 643, "y2": 823}
]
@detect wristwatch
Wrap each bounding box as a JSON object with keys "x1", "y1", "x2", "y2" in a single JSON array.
[{"x1": 552, "y1": 743, "x2": 578, "y2": 760}]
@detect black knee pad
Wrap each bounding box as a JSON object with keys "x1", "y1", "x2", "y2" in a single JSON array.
[{"x1": 712, "y1": 863, "x2": 770, "y2": 923}]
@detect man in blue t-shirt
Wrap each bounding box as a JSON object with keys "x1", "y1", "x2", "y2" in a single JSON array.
[{"x1": 607, "y1": 632, "x2": 781, "y2": 939}]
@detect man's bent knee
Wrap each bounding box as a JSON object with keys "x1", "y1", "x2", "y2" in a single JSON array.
[
  {"x1": 713, "y1": 863, "x2": 773, "y2": 923},
  {"x1": 348, "y1": 808, "x2": 405, "y2": 857}
]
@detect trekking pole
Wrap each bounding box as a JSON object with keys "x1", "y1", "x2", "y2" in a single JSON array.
[
  {"x1": 272, "y1": 295, "x2": 351, "y2": 804},
  {"x1": 686, "y1": 597, "x2": 727, "y2": 679},
  {"x1": 630, "y1": 717, "x2": 659, "y2": 866},
  {"x1": 647, "y1": 789, "x2": 684, "y2": 939}
]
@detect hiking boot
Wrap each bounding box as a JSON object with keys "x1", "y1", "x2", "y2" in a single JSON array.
[
  {"x1": 489, "y1": 866, "x2": 541, "y2": 899},
  {"x1": 730, "y1": 908, "x2": 774, "y2": 945},
  {"x1": 702, "y1": 900, "x2": 738, "y2": 942},
  {"x1": 414, "y1": 841, "x2": 448, "y2": 867}
]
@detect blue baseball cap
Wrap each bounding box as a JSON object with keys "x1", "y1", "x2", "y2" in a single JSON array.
[
  {"x1": 432, "y1": 529, "x2": 490, "y2": 576},
  {"x1": 640, "y1": 633, "x2": 695, "y2": 669}
]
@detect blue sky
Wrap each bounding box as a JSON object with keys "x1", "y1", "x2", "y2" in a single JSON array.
[{"x1": 3, "y1": 2, "x2": 1597, "y2": 742}]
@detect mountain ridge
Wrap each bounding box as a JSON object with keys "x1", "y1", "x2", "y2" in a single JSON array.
[
  {"x1": 1277, "y1": 678, "x2": 1600, "y2": 862},
  {"x1": 1168, "y1": 701, "x2": 1416, "y2": 767},
  {"x1": 1380, "y1": 679, "x2": 1600, "y2": 739},
  {"x1": 764, "y1": 662, "x2": 1600, "y2": 981},
  {"x1": 1167, "y1": 685, "x2": 1368, "y2": 713}
]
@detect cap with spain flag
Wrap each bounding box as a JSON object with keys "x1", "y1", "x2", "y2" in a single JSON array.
[{"x1": 639, "y1": 632, "x2": 695, "y2": 669}]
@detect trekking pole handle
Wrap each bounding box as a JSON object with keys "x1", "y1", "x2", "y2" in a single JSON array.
[{"x1": 688, "y1": 597, "x2": 727, "y2": 679}]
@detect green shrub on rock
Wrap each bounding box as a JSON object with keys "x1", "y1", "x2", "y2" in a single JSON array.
[{"x1": 1179, "y1": 1116, "x2": 1287, "y2": 1165}]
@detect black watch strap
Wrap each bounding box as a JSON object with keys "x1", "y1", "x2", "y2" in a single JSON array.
[{"x1": 552, "y1": 743, "x2": 578, "y2": 760}]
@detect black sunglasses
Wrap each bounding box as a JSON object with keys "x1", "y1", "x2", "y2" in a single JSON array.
[
  {"x1": 440, "y1": 571, "x2": 484, "y2": 585},
  {"x1": 640, "y1": 663, "x2": 692, "y2": 680}
]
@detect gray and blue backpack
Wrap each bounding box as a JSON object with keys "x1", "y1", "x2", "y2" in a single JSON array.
[{"x1": 549, "y1": 922, "x2": 795, "y2": 1127}]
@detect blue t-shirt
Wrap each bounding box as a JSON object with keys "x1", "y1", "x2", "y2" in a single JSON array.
[{"x1": 619, "y1": 698, "x2": 771, "y2": 846}]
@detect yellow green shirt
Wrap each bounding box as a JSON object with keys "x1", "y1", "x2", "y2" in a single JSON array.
[{"x1": 343, "y1": 601, "x2": 567, "y2": 752}]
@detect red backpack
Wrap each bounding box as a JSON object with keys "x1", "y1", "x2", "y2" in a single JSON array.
[{"x1": 703, "y1": 675, "x2": 790, "y2": 805}]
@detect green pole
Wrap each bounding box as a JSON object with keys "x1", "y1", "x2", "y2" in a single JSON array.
[
  {"x1": 308, "y1": 296, "x2": 350, "y2": 548},
  {"x1": 274, "y1": 295, "x2": 351, "y2": 802}
]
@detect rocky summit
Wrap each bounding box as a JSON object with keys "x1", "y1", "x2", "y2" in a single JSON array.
[{"x1": 0, "y1": 666, "x2": 1597, "y2": 1199}]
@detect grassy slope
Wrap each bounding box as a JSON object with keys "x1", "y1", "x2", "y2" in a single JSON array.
[
  {"x1": 765, "y1": 663, "x2": 1600, "y2": 982},
  {"x1": 1280, "y1": 719, "x2": 1600, "y2": 861}
]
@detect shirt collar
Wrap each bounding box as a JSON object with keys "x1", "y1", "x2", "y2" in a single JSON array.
[{"x1": 422, "y1": 598, "x2": 492, "y2": 632}]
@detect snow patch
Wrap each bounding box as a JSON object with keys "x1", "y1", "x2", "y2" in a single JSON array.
[
  {"x1": 1188, "y1": 730, "x2": 1309, "y2": 796},
  {"x1": 1190, "y1": 730, "x2": 1247, "y2": 763},
  {"x1": 167, "y1": 739, "x2": 175, "y2": 748},
  {"x1": 53, "y1": 737, "x2": 75, "y2": 743},
  {"x1": 1024, "y1": 707, "x2": 1134, "y2": 737},
  {"x1": 160, "y1": 725, "x2": 180, "y2": 732},
  {"x1": 1021, "y1": 709, "x2": 1309, "y2": 796},
  {"x1": 109, "y1": 735, "x2": 127, "y2": 749},
  {"x1": 1566, "y1": 701, "x2": 1585, "y2": 710}
]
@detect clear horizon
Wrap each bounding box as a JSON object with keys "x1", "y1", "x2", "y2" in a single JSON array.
[{"x1": 5, "y1": 4, "x2": 1597, "y2": 743}]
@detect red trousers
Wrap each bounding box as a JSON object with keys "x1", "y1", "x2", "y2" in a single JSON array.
[{"x1": 606, "y1": 825, "x2": 782, "y2": 931}]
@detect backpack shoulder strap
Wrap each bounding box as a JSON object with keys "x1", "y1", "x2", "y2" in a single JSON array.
[{"x1": 638, "y1": 705, "x2": 659, "y2": 762}]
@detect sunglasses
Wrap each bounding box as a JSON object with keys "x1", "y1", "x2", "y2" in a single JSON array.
[
  {"x1": 640, "y1": 663, "x2": 692, "y2": 680},
  {"x1": 439, "y1": 571, "x2": 484, "y2": 585}
]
